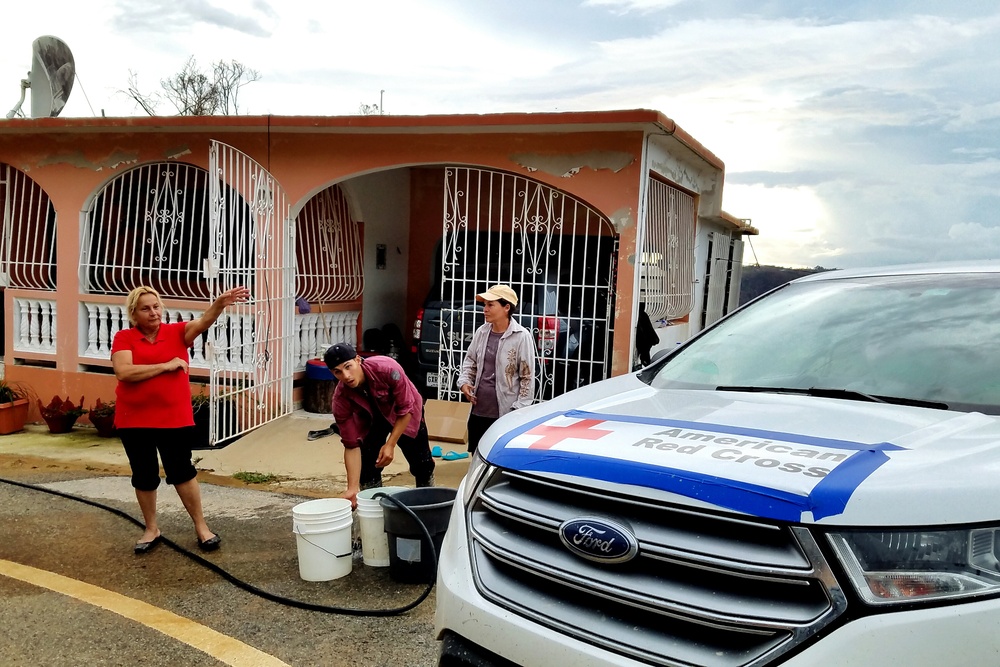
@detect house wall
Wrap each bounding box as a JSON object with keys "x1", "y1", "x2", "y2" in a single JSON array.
[
  {"x1": 642, "y1": 134, "x2": 726, "y2": 352},
  {"x1": 407, "y1": 167, "x2": 448, "y2": 331},
  {"x1": 339, "y1": 169, "x2": 411, "y2": 334},
  {"x1": 0, "y1": 117, "x2": 696, "y2": 413}
]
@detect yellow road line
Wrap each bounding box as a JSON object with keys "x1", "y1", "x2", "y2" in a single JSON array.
[{"x1": 0, "y1": 558, "x2": 289, "y2": 667}]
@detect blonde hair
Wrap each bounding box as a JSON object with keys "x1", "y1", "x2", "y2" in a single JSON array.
[{"x1": 125, "y1": 286, "x2": 162, "y2": 326}]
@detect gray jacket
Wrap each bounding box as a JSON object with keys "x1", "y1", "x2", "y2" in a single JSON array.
[{"x1": 457, "y1": 318, "x2": 536, "y2": 415}]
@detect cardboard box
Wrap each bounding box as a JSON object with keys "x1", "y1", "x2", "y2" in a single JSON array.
[{"x1": 424, "y1": 399, "x2": 470, "y2": 444}]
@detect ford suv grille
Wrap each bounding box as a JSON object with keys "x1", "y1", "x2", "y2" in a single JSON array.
[{"x1": 468, "y1": 468, "x2": 847, "y2": 667}]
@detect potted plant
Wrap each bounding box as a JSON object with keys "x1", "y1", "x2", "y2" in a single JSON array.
[
  {"x1": 0, "y1": 380, "x2": 30, "y2": 435},
  {"x1": 38, "y1": 395, "x2": 87, "y2": 434},
  {"x1": 88, "y1": 399, "x2": 117, "y2": 438}
]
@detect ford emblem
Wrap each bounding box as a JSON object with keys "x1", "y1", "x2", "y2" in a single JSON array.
[{"x1": 558, "y1": 517, "x2": 638, "y2": 564}]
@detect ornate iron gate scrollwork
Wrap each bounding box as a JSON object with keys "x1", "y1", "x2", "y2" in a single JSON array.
[
  {"x1": 207, "y1": 141, "x2": 295, "y2": 446},
  {"x1": 437, "y1": 167, "x2": 617, "y2": 403}
]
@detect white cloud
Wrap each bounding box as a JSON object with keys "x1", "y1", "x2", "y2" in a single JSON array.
[
  {"x1": 948, "y1": 222, "x2": 1000, "y2": 246},
  {"x1": 2, "y1": 1, "x2": 999, "y2": 268},
  {"x1": 724, "y1": 183, "x2": 839, "y2": 268},
  {"x1": 582, "y1": 0, "x2": 686, "y2": 14}
]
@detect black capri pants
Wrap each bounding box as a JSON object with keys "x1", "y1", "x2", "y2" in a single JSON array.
[{"x1": 118, "y1": 427, "x2": 198, "y2": 491}]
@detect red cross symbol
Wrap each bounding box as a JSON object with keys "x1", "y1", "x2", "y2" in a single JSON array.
[{"x1": 524, "y1": 418, "x2": 613, "y2": 450}]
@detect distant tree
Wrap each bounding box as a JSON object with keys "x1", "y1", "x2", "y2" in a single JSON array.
[
  {"x1": 739, "y1": 265, "x2": 834, "y2": 305},
  {"x1": 210, "y1": 59, "x2": 259, "y2": 115},
  {"x1": 125, "y1": 71, "x2": 158, "y2": 116},
  {"x1": 358, "y1": 103, "x2": 382, "y2": 115},
  {"x1": 125, "y1": 57, "x2": 260, "y2": 116}
]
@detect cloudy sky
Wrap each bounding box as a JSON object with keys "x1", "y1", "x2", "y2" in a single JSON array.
[{"x1": 2, "y1": 0, "x2": 999, "y2": 269}]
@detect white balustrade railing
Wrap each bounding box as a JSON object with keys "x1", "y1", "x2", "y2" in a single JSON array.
[
  {"x1": 13, "y1": 297, "x2": 57, "y2": 354},
  {"x1": 80, "y1": 302, "x2": 223, "y2": 368},
  {"x1": 79, "y1": 301, "x2": 359, "y2": 372},
  {"x1": 295, "y1": 310, "x2": 360, "y2": 367}
]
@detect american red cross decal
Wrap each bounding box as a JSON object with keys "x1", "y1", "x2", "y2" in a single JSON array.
[{"x1": 524, "y1": 418, "x2": 613, "y2": 450}]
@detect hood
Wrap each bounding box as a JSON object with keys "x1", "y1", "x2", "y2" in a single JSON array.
[{"x1": 481, "y1": 374, "x2": 1000, "y2": 526}]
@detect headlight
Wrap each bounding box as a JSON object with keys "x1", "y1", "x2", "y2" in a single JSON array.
[
  {"x1": 461, "y1": 450, "x2": 491, "y2": 506},
  {"x1": 828, "y1": 528, "x2": 1000, "y2": 605}
]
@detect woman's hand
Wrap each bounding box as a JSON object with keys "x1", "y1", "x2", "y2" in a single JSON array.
[
  {"x1": 185, "y1": 286, "x2": 252, "y2": 346},
  {"x1": 165, "y1": 357, "x2": 189, "y2": 373},
  {"x1": 217, "y1": 286, "x2": 250, "y2": 308},
  {"x1": 461, "y1": 384, "x2": 477, "y2": 405}
]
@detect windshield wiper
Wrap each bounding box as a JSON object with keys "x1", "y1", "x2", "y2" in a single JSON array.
[
  {"x1": 715, "y1": 385, "x2": 950, "y2": 410},
  {"x1": 716, "y1": 385, "x2": 885, "y2": 402}
]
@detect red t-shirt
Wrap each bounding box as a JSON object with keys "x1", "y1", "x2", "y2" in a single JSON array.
[{"x1": 111, "y1": 321, "x2": 195, "y2": 429}]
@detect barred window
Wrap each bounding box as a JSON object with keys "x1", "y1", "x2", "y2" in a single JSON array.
[
  {"x1": 641, "y1": 177, "x2": 695, "y2": 320},
  {"x1": 80, "y1": 162, "x2": 251, "y2": 299},
  {"x1": 295, "y1": 183, "x2": 364, "y2": 302},
  {"x1": 0, "y1": 163, "x2": 57, "y2": 290}
]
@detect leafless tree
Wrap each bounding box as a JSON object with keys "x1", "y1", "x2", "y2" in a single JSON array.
[
  {"x1": 125, "y1": 71, "x2": 160, "y2": 116},
  {"x1": 123, "y1": 57, "x2": 261, "y2": 116},
  {"x1": 162, "y1": 57, "x2": 220, "y2": 115},
  {"x1": 213, "y1": 60, "x2": 259, "y2": 115}
]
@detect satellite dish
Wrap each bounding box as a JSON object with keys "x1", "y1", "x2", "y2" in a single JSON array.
[{"x1": 6, "y1": 36, "x2": 75, "y2": 119}]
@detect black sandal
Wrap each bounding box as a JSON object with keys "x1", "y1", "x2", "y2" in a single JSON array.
[{"x1": 307, "y1": 423, "x2": 339, "y2": 441}]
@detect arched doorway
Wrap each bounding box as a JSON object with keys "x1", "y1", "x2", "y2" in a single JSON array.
[{"x1": 422, "y1": 166, "x2": 618, "y2": 403}]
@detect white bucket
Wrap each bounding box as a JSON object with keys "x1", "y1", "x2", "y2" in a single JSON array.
[
  {"x1": 356, "y1": 486, "x2": 408, "y2": 567},
  {"x1": 292, "y1": 498, "x2": 354, "y2": 581}
]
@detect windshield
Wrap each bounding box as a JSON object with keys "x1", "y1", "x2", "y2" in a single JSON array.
[{"x1": 649, "y1": 272, "x2": 1000, "y2": 414}]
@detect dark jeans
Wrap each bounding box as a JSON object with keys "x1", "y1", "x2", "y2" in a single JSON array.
[
  {"x1": 360, "y1": 420, "x2": 435, "y2": 488},
  {"x1": 467, "y1": 413, "x2": 497, "y2": 454}
]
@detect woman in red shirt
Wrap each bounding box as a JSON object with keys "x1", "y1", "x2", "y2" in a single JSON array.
[{"x1": 112, "y1": 285, "x2": 249, "y2": 554}]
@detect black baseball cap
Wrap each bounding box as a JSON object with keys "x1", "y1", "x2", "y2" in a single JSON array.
[{"x1": 324, "y1": 343, "x2": 358, "y2": 369}]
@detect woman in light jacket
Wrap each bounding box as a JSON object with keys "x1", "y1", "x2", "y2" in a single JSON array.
[{"x1": 458, "y1": 284, "x2": 536, "y2": 453}]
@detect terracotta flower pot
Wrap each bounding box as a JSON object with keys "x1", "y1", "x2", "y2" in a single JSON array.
[{"x1": 0, "y1": 399, "x2": 29, "y2": 435}]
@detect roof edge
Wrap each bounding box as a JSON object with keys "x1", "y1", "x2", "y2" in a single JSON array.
[{"x1": 1, "y1": 108, "x2": 669, "y2": 131}]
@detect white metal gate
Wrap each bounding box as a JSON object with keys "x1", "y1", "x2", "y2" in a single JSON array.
[
  {"x1": 436, "y1": 167, "x2": 617, "y2": 403},
  {"x1": 207, "y1": 141, "x2": 295, "y2": 446}
]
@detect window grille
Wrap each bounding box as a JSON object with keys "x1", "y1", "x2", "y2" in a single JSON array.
[
  {"x1": 80, "y1": 162, "x2": 250, "y2": 299},
  {"x1": 436, "y1": 167, "x2": 618, "y2": 402},
  {"x1": 0, "y1": 163, "x2": 57, "y2": 290},
  {"x1": 642, "y1": 177, "x2": 694, "y2": 320},
  {"x1": 295, "y1": 183, "x2": 364, "y2": 302}
]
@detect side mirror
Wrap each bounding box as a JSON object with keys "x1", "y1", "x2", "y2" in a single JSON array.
[{"x1": 650, "y1": 348, "x2": 671, "y2": 364}]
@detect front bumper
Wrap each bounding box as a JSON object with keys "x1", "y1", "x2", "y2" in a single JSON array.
[{"x1": 435, "y1": 489, "x2": 1000, "y2": 667}]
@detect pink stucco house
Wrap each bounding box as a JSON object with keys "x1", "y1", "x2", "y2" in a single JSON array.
[{"x1": 0, "y1": 109, "x2": 755, "y2": 442}]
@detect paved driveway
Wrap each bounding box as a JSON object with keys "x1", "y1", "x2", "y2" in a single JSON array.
[{"x1": 0, "y1": 468, "x2": 442, "y2": 666}]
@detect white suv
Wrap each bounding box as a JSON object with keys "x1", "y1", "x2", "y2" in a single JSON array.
[{"x1": 435, "y1": 261, "x2": 1000, "y2": 667}]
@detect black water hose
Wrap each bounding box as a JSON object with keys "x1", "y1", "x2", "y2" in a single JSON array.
[{"x1": 0, "y1": 476, "x2": 437, "y2": 617}]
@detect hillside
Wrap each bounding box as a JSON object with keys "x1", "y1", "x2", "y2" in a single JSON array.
[{"x1": 739, "y1": 265, "x2": 833, "y2": 305}]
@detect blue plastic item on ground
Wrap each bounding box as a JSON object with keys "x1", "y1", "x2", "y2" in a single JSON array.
[{"x1": 305, "y1": 359, "x2": 335, "y2": 381}]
